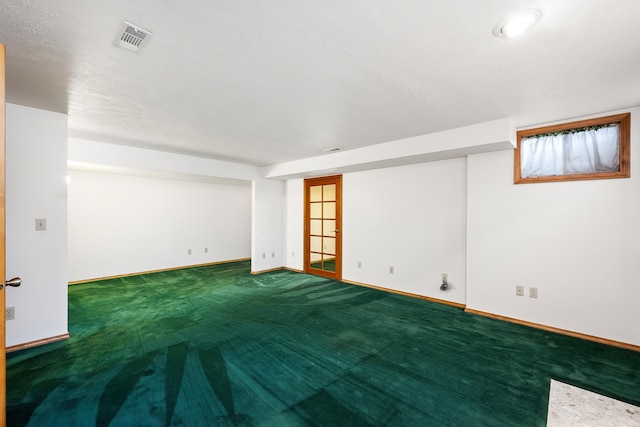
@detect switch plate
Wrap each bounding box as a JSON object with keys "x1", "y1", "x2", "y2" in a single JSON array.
[
  {"x1": 516, "y1": 285, "x2": 524, "y2": 296},
  {"x1": 204, "y1": 248, "x2": 208, "y2": 253},
  {"x1": 35, "y1": 218, "x2": 47, "y2": 231},
  {"x1": 389, "y1": 266, "x2": 394, "y2": 274},
  {"x1": 357, "y1": 261, "x2": 362, "y2": 268},
  {"x1": 188, "y1": 249, "x2": 192, "y2": 255},
  {"x1": 529, "y1": 287, "x2": 538, "y2": 298},
  {"x1": 6, "y1": 306, "x2": 15, "y2": 321}
]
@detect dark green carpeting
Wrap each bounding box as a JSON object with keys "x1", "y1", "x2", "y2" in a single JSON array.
[{"x1": 7, "y1": 261, "x2": 640, "y2": 426}]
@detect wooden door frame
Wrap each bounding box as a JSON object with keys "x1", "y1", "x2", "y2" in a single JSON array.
[
  {"x1": 1, "y1": 42, "x2": 7, "y2": 426},
  {"x1": 303, "y1": 175, "x2": 342, "y2": 280}
]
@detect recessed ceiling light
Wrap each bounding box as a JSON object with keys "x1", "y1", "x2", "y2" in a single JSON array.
[{"x1": 492, "y1": 10, "x2": 541, "y2": 39}]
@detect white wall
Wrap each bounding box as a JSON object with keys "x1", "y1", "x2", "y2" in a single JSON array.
[
  {"x1": 68, "y1": 170, "x2": 252, "y2": 282},
  {"x1": 342, "y1": 160, "x2": 467, "y2": 303},
  {"x1": 467, "y1": 107, "x2": 640, "y2": 346},
  {"x1": 251, "y1": 178, "x2": 286, "y2": 273},
  {"x1": 5, "y1": 104, "x2": 68, "y2": 347},
  {"x1": 285, "y1": 159, "x2": 468, "y2": 305},
  {"x1": 67, "y1": 139, "x2": 285, "y2": 279},
  {"x1": 285, "y1": 179, "x2": 304, "y2": 271}
]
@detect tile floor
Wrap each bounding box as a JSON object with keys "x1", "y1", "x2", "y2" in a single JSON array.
[{"x1": 548, "y1": 379, "x2": 640, "y2": 426}]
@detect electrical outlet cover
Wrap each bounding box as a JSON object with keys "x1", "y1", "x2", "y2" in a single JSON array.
[{"x1": 35, "y1": 218, "x2": 47, "y2": 231}]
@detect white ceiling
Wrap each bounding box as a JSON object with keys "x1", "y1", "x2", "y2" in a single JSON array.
[{"x1": 1, "y1": 1, "x2": 639, "y2": 166}]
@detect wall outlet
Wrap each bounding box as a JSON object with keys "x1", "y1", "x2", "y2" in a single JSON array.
[
  {"x1": 188, "y1": 249, "x2": 192, "y2": 255},
  {"x1": 516, "y1": 285, "x2": 524, "y2": 296},
  {"x1": 389, "y1": 266, "x2": 394, "y2": 274},
  {"x1": 262, "y1": 253, "x2": 266, "y2": 259},
  {"x1": 35, "y1": 218, "x2": 47, "y2": 231},
  {"x1": 357, "y1": 261, "x2": 362, "y2": 268},
  {"x1": 204, "y1": 248, "x2": 208, "y2": 253},
  {"x1": 6, "y1": 306, "x2": 15, "y2": 321},
  {"x1": 271, "y1": 252, "x2": 275, "y2": 258},
  {"x1": 529, "y1": 287, "x2": 538, "y2": 298},
  {"x1": 292, "y1": 252, "x2": 295, "y2": 258}
]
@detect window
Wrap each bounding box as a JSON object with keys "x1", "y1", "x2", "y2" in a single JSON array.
[{"x1": 514, "y1": 113, "x2": 630, "y2": 184}]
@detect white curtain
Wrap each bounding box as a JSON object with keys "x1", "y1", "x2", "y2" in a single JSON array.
[{"x1": 521, "y1": 125, "x2": 620, "y2": 178}]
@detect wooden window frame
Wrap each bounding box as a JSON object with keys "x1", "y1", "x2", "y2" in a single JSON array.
[{"x1": 514, "y1": 113, "x2": 630, "y2": 184}]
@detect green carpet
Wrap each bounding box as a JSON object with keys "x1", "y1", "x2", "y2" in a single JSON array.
[{"x1": 6, "y1": 261, "x2": 640, "y2": 426}]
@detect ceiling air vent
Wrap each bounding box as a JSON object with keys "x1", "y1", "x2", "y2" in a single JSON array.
[{"x1": 114, "y1": 21, "x2": 153, "y2": 53}]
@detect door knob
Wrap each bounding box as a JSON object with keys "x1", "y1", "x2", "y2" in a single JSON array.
[{"x1": 2, "y1": 277, "x2": 22, "y2": 289}]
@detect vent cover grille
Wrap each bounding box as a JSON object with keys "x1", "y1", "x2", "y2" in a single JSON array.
[{"x1": 114, "y1": 21, "x2": 153, "y2": 53}]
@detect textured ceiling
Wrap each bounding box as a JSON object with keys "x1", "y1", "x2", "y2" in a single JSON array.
[{"x1": 1, "y1": 1, "x2": 639, "y2": 166}]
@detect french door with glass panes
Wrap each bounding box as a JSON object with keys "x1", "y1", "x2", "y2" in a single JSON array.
[{"x1": 304, "y1": 175, "x2": 342, "y2": 280}]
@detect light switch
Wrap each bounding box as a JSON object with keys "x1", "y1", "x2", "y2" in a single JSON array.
[{"x1": 35, "y1": 218, "x2": 47, "y2": 231}]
